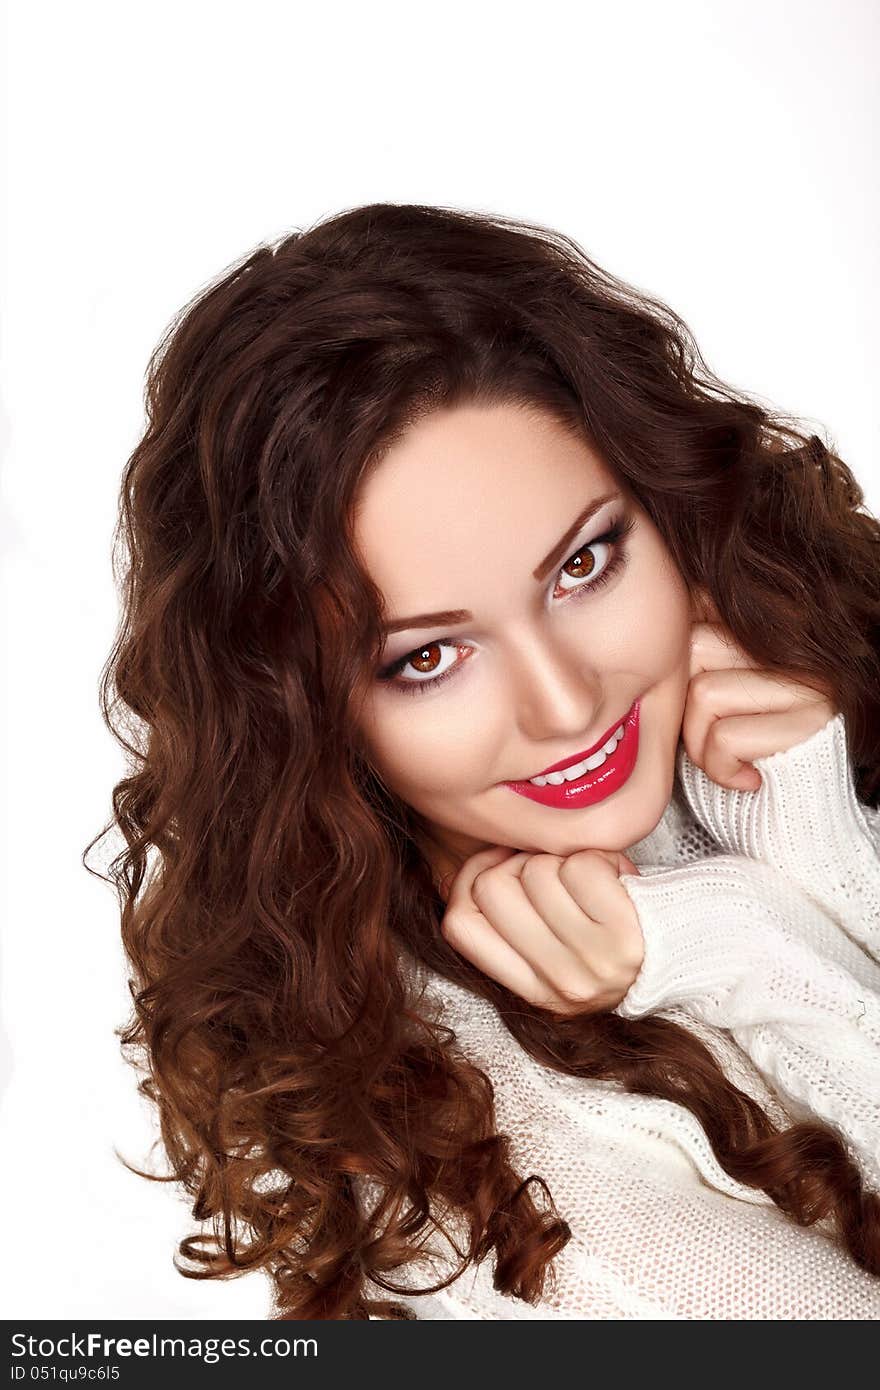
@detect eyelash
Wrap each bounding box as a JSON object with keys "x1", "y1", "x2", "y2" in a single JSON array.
[{"x1": 377, "y1": 514, "x2": 637, "y2": 698}]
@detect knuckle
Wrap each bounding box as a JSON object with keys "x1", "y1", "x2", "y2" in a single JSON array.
[
  {"x1": 553, "y1": 971, "x2": 604, "y2": 1013},
  {"x1": 519, "y1": 852, "x2": 561, "y2": 888},
  {"x1": 558, "y1": 848, "x2": 606, "y2": 889},
  {"x1": 688, "y1": 670, "x2": 715, "y2": 705},
  {"x1": 517, "y1": 854, "x2": 540, "y2": 888},
  {"x1": 569, "y1": 964, "x2": 602, "y2": 999},
  {"x1": 560, "y1": 848, "x2": 600, "y2": 872},
  {"x1": 705, "y1": 721, "x2": 735, "y2": 759},
  {"x1": 556, "y1": 859, "x2": 579, "y2": 894},
  {"x1": 440, "y1": 908, "x2": 461, "y2": 940},
  {"x1": 547, "y1": 948, "x2": 597, "y2": 989},
  {"x1": 621, "y1": 948, "x2": 644, "y2": 976},
  {"x1": 703, "y1": 722, "x2": 721, "y2": 756},
  {"x1": 471, "y1": 869, "x2": 499, "y2": 910},
  {"x1": 587, "y1": 958, "x2": 617, "y2": 987},
  {"x1": 471, "y1": 877, "x2": 488, "y2": 911},
  {"x1": 618, "y1": 926, "x2": 646, "y2": 974}
]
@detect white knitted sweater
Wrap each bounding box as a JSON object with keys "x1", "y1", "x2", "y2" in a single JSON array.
[{"x1": 381, "y1": 712, "x2": 880, "y2": 1319}]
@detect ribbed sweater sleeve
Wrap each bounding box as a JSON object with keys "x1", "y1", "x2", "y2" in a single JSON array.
[
  {"x1": 615, "y1": 854, "x2": 880, "y2": 1192},
  {"x1": 674, "y1": 711, "x2": 880, "y2": 962}
]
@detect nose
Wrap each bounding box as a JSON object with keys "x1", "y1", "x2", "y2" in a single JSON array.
[{"x1": 505, "y1": 632, "x2": 602, "y2": 744}]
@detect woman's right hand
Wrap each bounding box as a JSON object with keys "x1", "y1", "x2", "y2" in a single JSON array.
[{"x1": 437, "y1": 844, "x2": 644, "y2": 1014}]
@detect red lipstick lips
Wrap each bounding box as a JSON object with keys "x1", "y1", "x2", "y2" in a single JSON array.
[
  {"x1": 531, "y1": 709, "x2": 633, "y2": 779},
  {"x1": 504, "y1": 700, "x2": 640, "y2": 810}
]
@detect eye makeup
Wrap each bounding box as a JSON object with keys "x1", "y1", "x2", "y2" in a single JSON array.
[{"x1": 376, "y1": 512, "x2": 636, "y2": 698}]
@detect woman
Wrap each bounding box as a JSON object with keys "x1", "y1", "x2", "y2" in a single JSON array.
[{"x1": 88, "y1": 202, "x2": 880, "y2": 1320}]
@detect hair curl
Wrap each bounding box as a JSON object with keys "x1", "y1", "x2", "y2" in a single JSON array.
[{"x1": 85, "y1": 202, "x2": 880, "y2": 1319}]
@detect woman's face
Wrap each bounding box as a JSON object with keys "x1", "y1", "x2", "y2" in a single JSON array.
[{"x1": 349, "y1": 402, "x2": 698, "y2": 882}]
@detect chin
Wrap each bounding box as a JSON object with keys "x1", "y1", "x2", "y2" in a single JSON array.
[{"x1": 562, "y1": 773, "x2": 671, "y2": 857}]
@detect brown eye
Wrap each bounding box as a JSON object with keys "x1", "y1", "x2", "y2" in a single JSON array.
[
  {"x1": 410, "y1": 643, "x2": 443, "y2": 674},
  {"x1": 377, "y1": 637, "x2": 464, "y2": 691},
  {"x1": 561, "y1": 548, "x2": 597, "y2": 580},
  {"x1": 556, "y1": 537, "x2": 613, "y2": 593},
  {"x1": 378, "y1": 514, "x2": 635, "y2": 697}
]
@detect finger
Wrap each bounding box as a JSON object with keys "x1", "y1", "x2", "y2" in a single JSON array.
[
  {"x1": 689, "y1": 620, "x2": 836, "y2": 707},
  {"x1": 557, "y1": 850, "x2": 645, "y2": 987},
  {"x1": 442, "y1": 844, "x2": 520, "y2": 906},
  {"x1": 442, "y1": 845, "x2": 576, "y2": 1000},
  {"x1": 616, "y1": 852, "x2": 640, "y2": 877},
  {"x1": 683, "y1": 667, "x2": 829, "y2": 787},
  {"x1": 699, "y1": 707, "x2": 835, "y2": 789},
  {"x1": 468, "y1": 856, "x2": 600, "y2": 997},
  {"x1": 516, "y1": 850, "x2": 637, "y2": 958},
  {"x1": 440, "y1": 898, "x2": 573, "y2": 1010},
  {"x1": 689, "y1": 621, "x2": 760, "y2": 684},
  {"x1": 555, "y1": 849, "x2": 640, "y2": 922},
  {"x1": 516, "y1": 852, "x2": 600, "y2": 955}
]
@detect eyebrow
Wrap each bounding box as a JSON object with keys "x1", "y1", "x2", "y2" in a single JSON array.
[{"x1": 381, "y1": 491, "x2": 622, "y2": 636}]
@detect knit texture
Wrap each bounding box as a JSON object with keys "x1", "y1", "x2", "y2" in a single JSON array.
[{"x1": 371, "y1": 713, "x2": 880, "y2": 1319}]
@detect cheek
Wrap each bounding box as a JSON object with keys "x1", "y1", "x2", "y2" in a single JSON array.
[
  {"x1": 356, "y1": 694, "x2": 501, "y2": 801},
  {"x1": 562, "y1": 572, "x2": 690, "y2": 681},
  {"x1": 355, "y1": 547, "x2": 691, "y2": 798},
  {"x1": 629, "y1": 594, "x2": 691, "y2": 676},
  {"x1": 600, "y1": 550, "x2": 692, "y2": 676}
]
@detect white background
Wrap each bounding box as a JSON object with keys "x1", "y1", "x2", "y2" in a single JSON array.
[{"x1": 1, "y1": 0, "x2": 878, "y2": 1318}]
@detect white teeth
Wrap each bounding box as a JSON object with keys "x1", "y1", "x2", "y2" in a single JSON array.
[
  {"x1": 528, "y1": 723, "x2": 625, "y2": 787},
  {"x1": 602, "y1": 730, "x2": 622, "y2": 755}
]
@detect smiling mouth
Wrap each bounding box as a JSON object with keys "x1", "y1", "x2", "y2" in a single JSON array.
[
  {"x1": 513, "y1": 703, "x2": 635, "y2": 786},
  {"x1": 502, "y1": 701, "x2": 641, "y2": 808}
]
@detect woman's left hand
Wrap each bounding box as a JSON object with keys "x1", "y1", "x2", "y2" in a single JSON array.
[{"x1": 685, "y1": 619, "x2": 838, "y2": 793}]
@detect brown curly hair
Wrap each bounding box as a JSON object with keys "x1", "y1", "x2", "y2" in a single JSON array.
[{"x1": 84, "y1": 202, "x2": 880, "y2": 1319}]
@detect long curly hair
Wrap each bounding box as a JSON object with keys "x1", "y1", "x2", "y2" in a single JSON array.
[{"x1": 85, "y1": 202, "x2": 880, "y2": 1319}]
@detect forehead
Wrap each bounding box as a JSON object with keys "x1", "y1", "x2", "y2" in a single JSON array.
[{"x1": 351, "y1": 403, "x2": 616, "y2": 600}]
